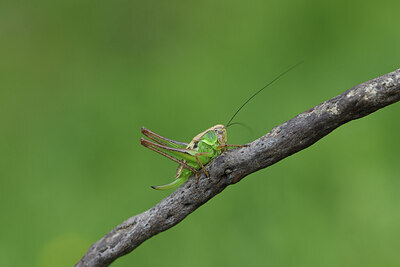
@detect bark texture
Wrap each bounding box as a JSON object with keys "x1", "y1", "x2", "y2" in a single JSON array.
[{"x1": 76, "y1": 68, "x2": 400, "y2": 267}]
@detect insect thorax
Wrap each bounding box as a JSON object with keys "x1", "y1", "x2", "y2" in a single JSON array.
[{"x1": 189, "y1": 124, "x2": 227, "y2": 151}]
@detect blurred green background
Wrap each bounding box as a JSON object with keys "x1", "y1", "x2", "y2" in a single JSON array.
[{"x1": 1, "y1": 0, "x2": 400, "y2": 266}]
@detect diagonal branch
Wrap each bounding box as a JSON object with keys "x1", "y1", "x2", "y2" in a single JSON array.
[{"x1": 76, "y1": 68, "x2": 400, "y2": 267}]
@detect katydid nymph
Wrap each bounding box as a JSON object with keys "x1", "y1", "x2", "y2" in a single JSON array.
[{"x1": 141, "y1": 62, "x2": 302, "y2": 190}]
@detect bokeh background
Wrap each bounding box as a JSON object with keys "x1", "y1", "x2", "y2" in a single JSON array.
[{"x1": 1, "y1": 1, "x2": 400, "y2": 266}]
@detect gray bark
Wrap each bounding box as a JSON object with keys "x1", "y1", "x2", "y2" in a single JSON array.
[{"x1": 76, "y1": 68, "x2": 400, "y2": 267}]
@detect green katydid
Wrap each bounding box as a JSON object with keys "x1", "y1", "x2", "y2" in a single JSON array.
[{"x1": 141, "y1": 62, "x2": 302, "y2": 190}]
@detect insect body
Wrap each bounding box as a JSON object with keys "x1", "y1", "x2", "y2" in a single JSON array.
[
  {"x1": 141, "y1": 124, "x2": 235, "y2": 190},
  {"x1": 141, "y1": 62, "x2": 303, "y2": 190}
]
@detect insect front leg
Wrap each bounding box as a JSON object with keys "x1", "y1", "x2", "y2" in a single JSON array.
[{"x1": 217, "y1": 144, "x2": 248, "y2": 150}]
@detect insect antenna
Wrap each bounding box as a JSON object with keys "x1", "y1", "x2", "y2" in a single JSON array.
[
  {"x1": 226, "y1": 61, "x2": 304, "y2": 127},
  {"x1": 226, "y1": 122, "x2": 255, "y2": 137}
]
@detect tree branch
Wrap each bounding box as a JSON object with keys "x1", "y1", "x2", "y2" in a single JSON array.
[{"x1": 76, "y1": 68, "x2": 400, "y2": 267}]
